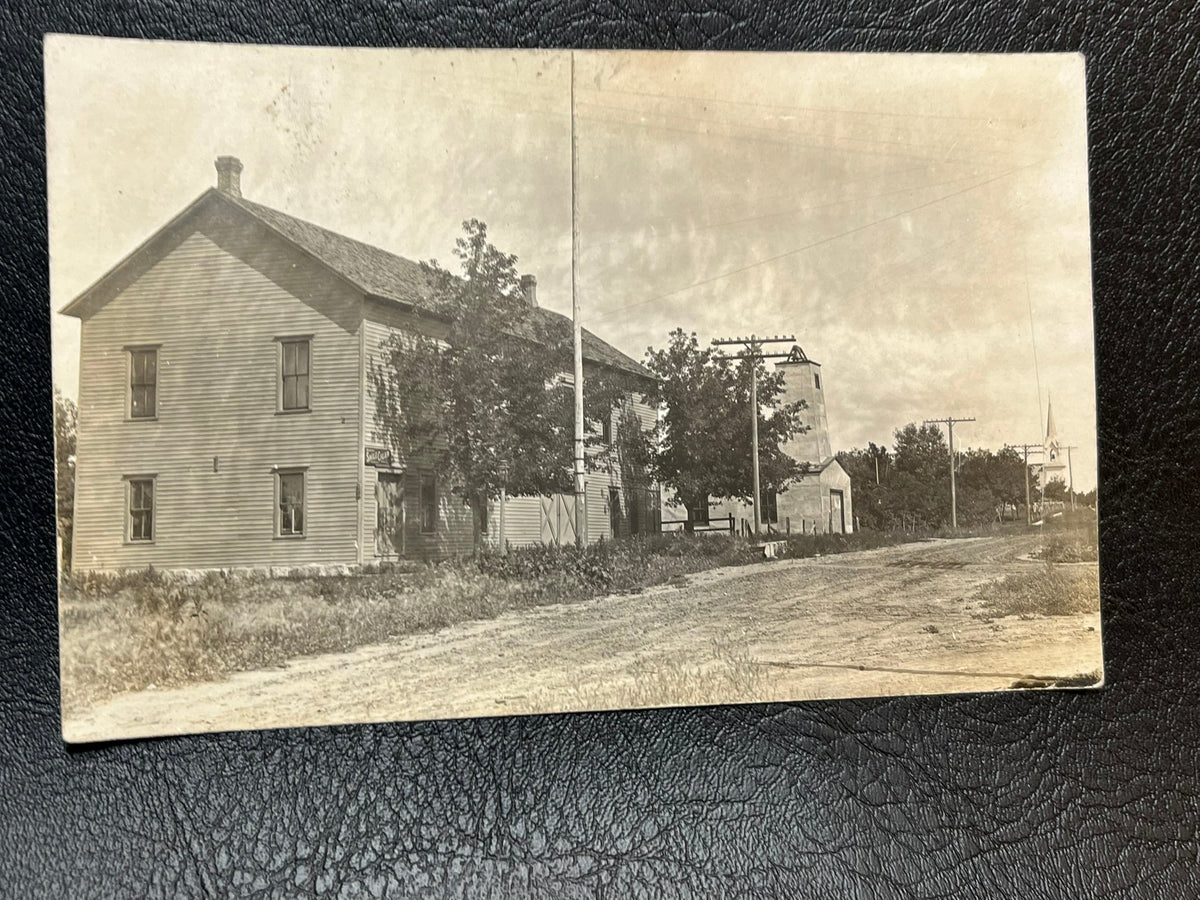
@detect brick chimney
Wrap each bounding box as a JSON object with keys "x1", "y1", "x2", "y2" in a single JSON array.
[
  {"x1": 215, "y1": 156, "x2": 243, "y2": 197},
  {"x1": 520, "y1": 274, "x2": 538, "y2": 308}
]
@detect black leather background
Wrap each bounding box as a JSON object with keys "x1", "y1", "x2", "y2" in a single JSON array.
[{"x1": 3, "y1": 2, "x2": 1199, "y2": 897}]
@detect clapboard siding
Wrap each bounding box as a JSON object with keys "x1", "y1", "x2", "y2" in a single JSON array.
[
  {"x1": 361, "y1": 312, "x2": 475, "y2": 560},
  {"x1": 489, "y1": 496, "x2": 542, "y2": 548},
  {"x1": 629, "y1": 393, "x2": 659, "y2": 434},
  {"x1": 72, "y1": 229, "x2": 362, "y2": 571}
]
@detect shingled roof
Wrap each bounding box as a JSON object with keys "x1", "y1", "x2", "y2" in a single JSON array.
[{"x1": 231, "y1": 195, "x2": 653, "y2": 382}]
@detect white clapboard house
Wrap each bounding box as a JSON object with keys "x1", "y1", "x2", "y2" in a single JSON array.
[{"x1": 62, "y1": 157, "x2": 659, "y2": 572}]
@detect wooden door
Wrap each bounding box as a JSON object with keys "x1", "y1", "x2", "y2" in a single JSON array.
[
  {"x1": 829, "y1": 489, "x2": 845, "y2": 534},
  {"x1": 540, "y1": 494, "x2": 577, "y2": 546},
  {"x1": 375, "y1": 473, "x2": 406, "y2": 557}
]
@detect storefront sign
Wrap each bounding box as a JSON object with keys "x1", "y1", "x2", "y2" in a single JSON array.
[{"x1": 365, "y1": 447, "x2": 394, "y2": 467}]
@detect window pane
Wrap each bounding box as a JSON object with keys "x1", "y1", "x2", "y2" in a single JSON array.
[
  {"x1": 130, "y1": 350, "x2": 157, "y2": 417},
  {"x1": 279, "y1": 473, "x2": 304, "y2": 535},
  {"x1": 280, "y1": 341, "x2": 310, "y2": 410},
  {"x1": 129, "y1": 479, "x2": 153, "y2": 540}
]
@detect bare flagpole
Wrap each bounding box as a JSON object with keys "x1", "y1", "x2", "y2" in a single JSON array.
[{"x1": 571, "y1": 51, "x2": 586, "y2": 547}]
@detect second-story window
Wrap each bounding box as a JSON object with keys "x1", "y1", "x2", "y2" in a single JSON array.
[
  {"x1": 280, "y1": 338, "x2": 310, "y2": 411},
  {"x1": 129, "y1": 347, "x2": 157, "y2": 418}
]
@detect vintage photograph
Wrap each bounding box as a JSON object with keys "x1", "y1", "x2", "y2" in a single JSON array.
[{"x1": 48, "y1": 39, "x2": 1101, "y2": 742}]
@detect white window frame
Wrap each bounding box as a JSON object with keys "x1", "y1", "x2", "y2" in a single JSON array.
[
  {"x1": 124, "y1": 475, "x2": 156, "y2": 543},
  {"x1": 274, "y1": 467, "x2": 308, "y2": 538},
  {"x1": 125, "y1": 344, "x2": 160, "y2": 420},
  {"x1": 276, "y1": 335, "x2": 313, "y2": 413}
]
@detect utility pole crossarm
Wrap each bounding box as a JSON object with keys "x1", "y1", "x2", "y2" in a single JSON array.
[
  {"x1": 1014, "y1": 442, "x2": 1045, "y2": 526},
  {"x1": 712, "y1": 334, "x2": 796, "y2": 540},
  {"x1": 921, "y1": 415, "x2": 977, "y2": 530}
]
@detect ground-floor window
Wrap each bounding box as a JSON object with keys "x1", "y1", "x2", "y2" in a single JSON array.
[
  {"x1": 276, "y1": 469, "x2": 306, "y2": 537},
  {"x1": 693, "y1": 493, "x2": 710, "y2": 526},
  {"x1": 609, "y1": 486, "x2": 621, "y2": 536},
  {"x1": 126, "y1": 476, "x2": 155, "y2": 542},
  {"x1": 420, "y1": 471, "x2": 437, "y2": 534}
]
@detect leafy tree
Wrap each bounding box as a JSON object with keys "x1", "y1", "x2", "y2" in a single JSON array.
[
  {"x1": 370, "y1": 219, "x2": 642, "y2": 551},
  {"x1": 840, "y1": 433, "x2": 1036, "y2": 531},
  {"x1": 836, "y1": 443, "x2": 891, "y2": 530},
  {"x1": 54, "y1": 388, "x2": 77, "y2": 572},
  {"x1": 643, "y1": 328, "x2": 808, "y2": 530},
  {"x1": 956, "y1": 446, "x2": 1027, "y2": 524},
  {"x1": 883, "y1": 423, "x2": 951, "y2": 531},
  {"x1": 1043, "y1": 477, "x2": 1069, "y2": 503}
]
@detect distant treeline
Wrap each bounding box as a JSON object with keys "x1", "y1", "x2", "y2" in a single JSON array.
[{"x1": 838, "y1": 423, "x2": 1095, "y2": 532}]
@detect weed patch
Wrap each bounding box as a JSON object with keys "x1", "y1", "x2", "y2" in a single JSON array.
[
  {"x1": 974, "y1": 565, "x2": 1099, "y2": 618},
  {"x1": 60, "y1": 529, "x2": 922, "y2": 712}
]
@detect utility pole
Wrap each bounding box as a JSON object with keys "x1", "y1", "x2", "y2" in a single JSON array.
[
  {"x1": 922, "y1": 416, "x2": 976, "y2": 530},
  {"x1": 1014, "y1": 443, "x2": 1044, "y2": 526},
  {"x1": 570, "y1": 51, "x2": 585, "y2": 547},
  {"x1": 712, "y1": 334, "x2": 795, "y2": 539}
]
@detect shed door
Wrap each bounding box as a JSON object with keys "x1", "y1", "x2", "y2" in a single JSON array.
[
  {"x1": 540, "y1": 494, "x2": 577, "y2": 546},
  {"x1": 376, "y1": 473, "x2": 405, "y2": 557},
  {"x1": 829, "y1": 489, "x2": 846, "y2": 534}
]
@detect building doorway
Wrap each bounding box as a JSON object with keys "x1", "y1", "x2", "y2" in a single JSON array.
[
  {"x1": 375, "y1": 472, "x2": 405, "y2": 557},
  {"x1": 829, "y1": 489, "x2": 846, "y2": 534}
]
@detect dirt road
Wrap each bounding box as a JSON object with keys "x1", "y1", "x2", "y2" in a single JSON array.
[{"x1": 64, "y1": 535, "x2": 1103, "y2": 742}]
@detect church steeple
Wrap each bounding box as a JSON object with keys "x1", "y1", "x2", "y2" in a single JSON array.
[{"x1": 1043, "y1": 395, "x2": 1066, "y2": 474}]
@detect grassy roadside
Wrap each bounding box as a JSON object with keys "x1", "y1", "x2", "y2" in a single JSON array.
[
  {"x1": 975, "y1": 564, "x2": 1100, "y2": 618},
  {"x1": 975, "y1": 510, "x2": 1100, "y2": 618},
  {"x1": 59, "y1": 529, "x2": 918, "y2": 713}
]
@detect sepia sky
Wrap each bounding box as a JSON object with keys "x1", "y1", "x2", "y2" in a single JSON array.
[{"x1": 47, "y1": 39, "x2": 1096, "y2": 490}]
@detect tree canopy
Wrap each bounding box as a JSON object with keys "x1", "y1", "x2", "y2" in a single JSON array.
[
  {"x1": 369, "y1": 219, "x2": 644, "y2": 547},
  {"x1": 642, "y1": 328, "x2": 809, "y2": 525},
  {"x1": 839, "y1": 426, "x2": 1033, "y2": 531}
]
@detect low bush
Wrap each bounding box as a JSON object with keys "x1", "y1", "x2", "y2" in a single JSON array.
[{"x1": 1032, "y1": 530, "x2": 1098, "y2": 564}]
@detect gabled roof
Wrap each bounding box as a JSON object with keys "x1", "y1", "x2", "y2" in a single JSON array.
[
  {"x1": 229, "y1": 195, "x2": 435, "y2": 308},
  {"x1": 62, "y1": 187, "x2": 653, "y2": 382},
  {"x1": 800, "y1": 457, "x2": 841, "y2": 474}
]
